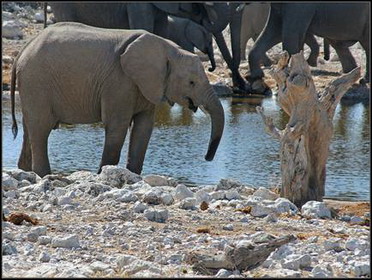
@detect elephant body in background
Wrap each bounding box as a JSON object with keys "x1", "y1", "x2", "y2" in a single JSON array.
[
  {"x1": 167, "y1": 16, "x2": 215, "y2": 71},
  {"x1": 248, "y1": 3, "x2": 369, "y2": 83},
  {"x1": 48, "y1": 2, "x2": 249, "y2": 92},
  {"x1": 10, "y1": 23, "x2": 224, "y2": 177},
  {"x1": 240, "y1": 3, "x2": 321, "y2": 67}
]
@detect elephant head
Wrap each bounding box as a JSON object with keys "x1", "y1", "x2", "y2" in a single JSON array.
[
  {"x1": 120, "y1": 33, "x2": 224, "y2": 161},
  {"x1": 185, "y1": 20, "x2": 216, "y2": 72}
]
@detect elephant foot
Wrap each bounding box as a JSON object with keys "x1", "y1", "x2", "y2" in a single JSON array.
[
  {"x1": 307, "y1": 57, "x2": 318, "y2": 67},
  {"x1": 245, "y1": 75, "x2": 272, "y2": 96},
  {"x1": 359, "y1": 77, "x2": 369, "y2": 86}
]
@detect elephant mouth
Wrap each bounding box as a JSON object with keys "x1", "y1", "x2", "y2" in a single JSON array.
[{"x1": 186, "y1": 97, "x2": 198, "y2": 112}]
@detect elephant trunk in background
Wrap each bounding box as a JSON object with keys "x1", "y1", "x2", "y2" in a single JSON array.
[{"x1": 201, "y1": 87, "x2": 225, "y2": 161}]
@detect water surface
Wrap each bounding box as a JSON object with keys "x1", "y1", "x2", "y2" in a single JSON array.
[{"x1": 2, "y1": 95, "x2": 370, "y2": 200}]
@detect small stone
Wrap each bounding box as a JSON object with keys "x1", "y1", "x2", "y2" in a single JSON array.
[
  {"x1": 133, "y1": 201, "x2": 148, "y2": 213},
  {"x1": 225, "y1": 190, "x2": 241, "y2": 200},
  {"x1": 143, "y1": 174, "x2": 169, "y2": 186},
  {"x1": 195, "y1": 189, "x2": 211, "y2": 203},
  {"x1": 210, "y1": 191, "x2": 225, "y2": 200},
  {"x1": 216, "y1": 269, "x2": 232, "y2": 277},
  {"x1": 2, "y1": 173, "x2": 18, "y2": 191},
  {"x1": 340, "y1": 215, "x2": 351, "y2": 222},
  {"x1": 142, "y1": 190, "x2": 162, "y2": 205},
  {"x1": 27, "y1": 232, "x2": 39, "y2": 243},
  {"x1": 51, "y1": 234, "x2": 80, "y2": 249},
  {"x1": 311, "y1": 264, "x2": 333, "y2": 277},
  {"x1": 250, "y1": 204, "x2": 274, "y2": 217},
  {"x1": 39, "y1": 251, "x2": 50, "y2": 262},
  {"x1": 31, "y1": 226, "x2": 47, "y2": 236},
  {"x1": 216, "y1": 178, "x2": 242, "y2": 190},
  {"x1": 120, "y1": 192, "x2": 138, "y2": 203},
  {"x1": 144, "y1": 209, "x2": 168, "y2": 223},
  {"x1": 160, "y1": 193, "x2": 174, "y2": 205},
  {"x1": 57, "y1": 196, "x2": 72, "y2": 205},
  {"x1": 350, "y1": 216, "x2": 364, "y2": 225},
  {"x1": 353, "y1": 261, "x2": 370, "y2": 277},
  {"x1": 173, "y1": 184, "x2": 194, "y2": 200},
  {"x1": 252, "y1": 187, "x2": 279, "y2": 200},
  {"x1": 323, "y1": 238, "x2": 343, "y2": 252},
  {"x1": 178, "y1": 197, "x2": 197, "y2": 210},
  {"x1": 38, "y1": 236, "x2": 52, "y2": 245},
  {"x1": 264, "y1": 213, "x2": 278, "y2": 223},
  {"x1": 240, "y1": 217, "x2": 249, "y2": 223},
  {"x1": 2, "y1": 241, "x2": 17, "y2": 255},
  {"x1": 223, "y1": 224, "x2": 234, "y2": 231}
]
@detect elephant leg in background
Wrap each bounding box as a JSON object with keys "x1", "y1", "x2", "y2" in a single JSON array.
[
  {"x1": 126, "y1": 108, "x2": 155, "y2": 175},
  {"x1": 18, "y1": 117, "x2": 32, "y2": 171},
  {"x1": 153, "y1": 11, "x2": 169, "y2": 38},
  {"x1": 304, "y1": 33, "x2": 319, "y2": 67},
  {"x1": 330, "y1": 40, "x2": 358, "y2": 74},
  {"x1": 248, "y1": 17, "x2": 281, "y2": 80},
  {"x1": 127, "y1": 3, "x2": 156, "y2": 33},
  {"x1": 359, "y1": 35, "x2": 370, "y2": 83}
]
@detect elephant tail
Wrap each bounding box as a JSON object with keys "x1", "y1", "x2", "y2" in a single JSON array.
[
  {"x1": 11, "y1": 58, "x2": 18, "y2": 139},
  {"x1": 44, "y1": 2, "x2": 48, "y2": 29}
]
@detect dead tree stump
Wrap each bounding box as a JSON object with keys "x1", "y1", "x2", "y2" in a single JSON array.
[{"x1": 257, "y1": 51, "x2": 361, "y2": 207}]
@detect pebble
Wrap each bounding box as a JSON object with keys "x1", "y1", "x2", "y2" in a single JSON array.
[
  {"x1": 51, "y1": 234, "x2": 80, "y2": 249},
  {"x1": 132, "y1": 201, "x2": 149, "y2": 213},
  {"x1": 173, "y1": 184, "x2": 194, "y2": 200},
  {"x1": 38, "y1": 251, "x2": 51, "y2": 262},
  {"x1": 350, "y1": 216, "x2": 365, "y2": 225},
  {"x1": 252, "y1": 187, "x2": 279, "y2": 200},
  {"x1": 144, "y1": 209, "x2": 169, "y2": 223},
  {"x1": 223, "y1": 224, "x2": 234, "y2": 231},
  {"x1": 178, "y1": 197, "x2": 197, "y2": 210},
  {"x1": 143, "y1": 174, "x2": 169, "y2": 186}
]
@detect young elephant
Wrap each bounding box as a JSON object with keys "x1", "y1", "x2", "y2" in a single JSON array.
[
  {"x1": 167, "y1": 16, "x2": 216, "y2": 72},
  {"x1": 11, "y1": 22, "x2": 224, "y2": 177}
]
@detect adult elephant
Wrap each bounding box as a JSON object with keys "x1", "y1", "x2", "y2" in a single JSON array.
[
  {"x1": 248, "y1": 3, "x2": 370, "y2": 91},
  {"x1": 11, "y1": 22, "x2": 225, "y2": 177},
  {"x1": 48, "y1": 2, "x2": 248, "y2": 91}
]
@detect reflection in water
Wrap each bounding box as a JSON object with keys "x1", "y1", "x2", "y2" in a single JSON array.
[{"x1": 2, "y1": 95, "x2": 370, "y2": 200}]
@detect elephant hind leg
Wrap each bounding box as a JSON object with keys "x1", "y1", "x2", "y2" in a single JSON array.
[
  {"x1": 304, "y1": 34, "x2": 319, "y2": 67},
  {"x1": 18, "y1": 117, "x2": 32, "y2": 171}
]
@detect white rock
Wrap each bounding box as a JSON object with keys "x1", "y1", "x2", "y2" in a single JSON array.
[
  {"x1": 273, "y1": 198, "x2": 298, "y2": 214},
  {"x1": 210, "y1": 190, "x2": 225, "y2": 200},
  {"x1": 223, "y1": 224, "x2": 234, "y2": 231},
  {"x1": 66, "y1": 170, "x2": 98, "y2": 182},
  {"x1": 132, "y1": 201, "x2": 148, "y2": 213},
  {"x1": 178, "y1": 197, "x2": 197, "y2": 210},
  {"x1": 160, "y1": 193, "x2": 174, "y2": 205},
  {"x1": 195, "y1": 189, "x2": 211, "y2": 203},
  {"x1": 90, "y1": 261, "x2": 111, "y2": 272},
  {"x1": 117, "y1": 254, "x2": 139, "y2": 269},
  {"x1": 2, "y1": 173, "x2": 18, "y2": 190},
  {"x1": 39, "y1": 251, "x2": 50, "y2": 262},
  {"x1": 353, "y1": 261, "x2": 370, "y2": 277},
  {"x1": 57, "y1": 196, "x2": 72, "y2": 205},
  {"x1": 143, "y1": 174, "x2": 169, "y2": 186},
  {"x1": 244, "y1": 195, "x2": 264, "y2": 206},
  {"x1": 264, "y1": 213, "x2": 278, "y2": 223},
  {"x1": 144, "y1": 209, "x2": 168, "y2": 223},
  {"x1": 2, "y1": 20, "x2": 23, "y2": 39},
  {"x1": 51, "y1": 234, "x2": 80, "y2": 248},
  {"x1": 250, "y1": 204, "x2": 274, "y2": 217},
  {"x1": 301, "y1": 201, "x2": 331, "y2": 219},
  {"x1": 225, "y1": 190, "x2": 241, "y2": 200},
  {"x1": 252, "y1": 187, "x2": 279, "y2": 200},
  {"x1": 4, "y1": 190, "x2": 17, "y2": 199},
  {"x1": 27, "y1": 232, "x2": 39, "y2": 242},
  {"x1": 311, "y1": 264, "x2": 333, "y2": 277},
  {"x1": 34, "y1": 12, "x2": 44, "y2": 22},
  {"x1": 216, "y1": 178, "x2": 242, "y2": 190},
  {"x1": 345, "y1": 238, "x2": 369, "y2": 251},
  {"x1": 38, "y1": 236, "x2": 52, "y2": 245},
  {"x1": 350, "y1": 216, "x2": 365, "y2": 225},
  {"x1": 142, "y1": 190, "x2": 163, "y2": 205},
  {"x1": 323, "y1": 238, "x2": 343, "y2": 252},
  {"x1": 216, "y1": 269, "x2": 232, "y2": 277},
  {"x1": 2, "y1": 241, "x2": 17, "y2": 255},
  {"x1": 120, "y1": 192, "x2": 138, "y2": 203},
  {"x1": 31, "y1": 226, "x2": 47, "y2": 236},
  {"x1": 173, "y1": 184, "x2": 194, "y2": 200},
  {"x1": 99, "y1": 165, "x2": 142, "y2": 187}
]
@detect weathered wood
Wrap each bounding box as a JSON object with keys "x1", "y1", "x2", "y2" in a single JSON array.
[
  {"x1": 186, "y1": 234, "x2": 296, "y2": 274},
  {"x1": 257, "y1": 51, "x2": 361, "y2": 207}
]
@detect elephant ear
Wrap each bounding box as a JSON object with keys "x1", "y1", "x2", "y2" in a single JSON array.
[
  {"x1": 120, "y1": 33, "x2": 169, "y2": 105},
  {"x1": 185, "y1": 21, "x2": 207, "y2": 51}
]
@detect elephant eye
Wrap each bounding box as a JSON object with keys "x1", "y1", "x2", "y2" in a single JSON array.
[{"x1": 189, "y1": 81, "x2": 195, "y2": 86}]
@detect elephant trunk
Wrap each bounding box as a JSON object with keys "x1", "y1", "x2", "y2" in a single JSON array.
[
  {"x1": 207, "y1": 44, "x2": 216, "y2": 72},
  {"x1": 201, "y1": 87, "x2": 224, "y2": 161}
]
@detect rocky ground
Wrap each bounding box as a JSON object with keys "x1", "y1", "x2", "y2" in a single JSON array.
[
  {"x1": 2, "y1": 167, "x2": 371, "y2": 278},
  {"x1": 2, "y1": 3, "x2": 370, "y2": 278}
]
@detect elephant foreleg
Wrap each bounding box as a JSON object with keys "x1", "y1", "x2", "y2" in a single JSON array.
[
  {"x1": 126, "y1": 108, "x2": 155, "y2": 174},
  {"x1": 18, "y1": 117, "x2": 32, "y2": 171},
  {"x1": 99, "y1": 121, "x2": 130, "y2": 173},
  {"x1": 330, "y1": 40, "x2": 358, "y2": 74}
]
